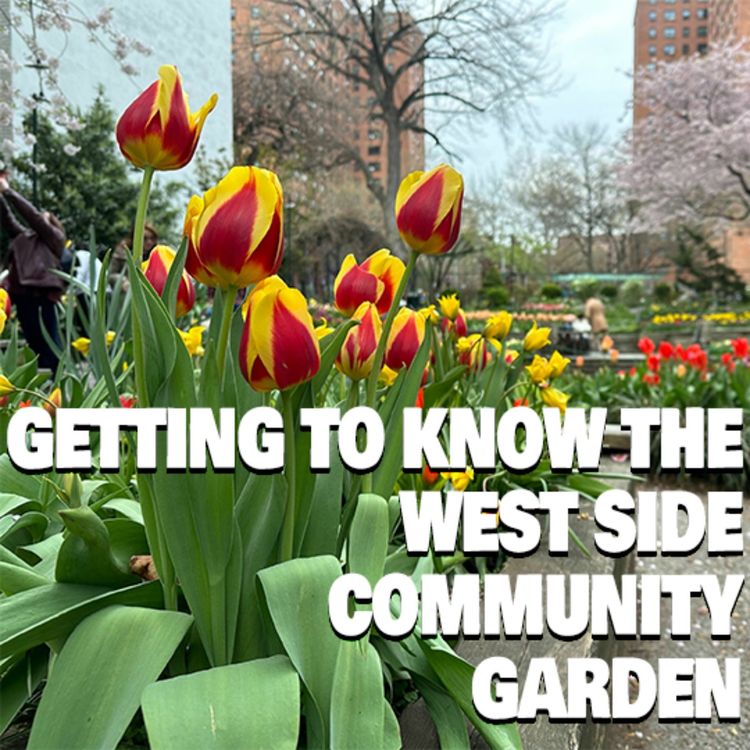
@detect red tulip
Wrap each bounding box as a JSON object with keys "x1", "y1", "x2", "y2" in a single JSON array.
[{"x1": 142, "y1": 245, "x2": 195, "y2": 317}]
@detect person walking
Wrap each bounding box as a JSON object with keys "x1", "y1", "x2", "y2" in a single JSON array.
[{"x1": 0, "y1": 173, "x2": 66, "y2": 371}]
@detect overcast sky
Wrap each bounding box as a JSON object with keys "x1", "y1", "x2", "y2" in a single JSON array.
[{"x1": 445, "y1": 0, "x2": 635, "y2": 186}]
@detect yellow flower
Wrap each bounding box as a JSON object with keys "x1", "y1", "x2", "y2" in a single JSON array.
[
  {"x1": 541, "y1": 387, "x2": 569, "y2": 412},
  {"x1": 180, "y1": 326, "x2": 205, "y2": 357},
  {"x1": 523, "y1": 322, "x2": 551, "y2": 352},
  {"x1": 314, "y1": 318, "x2": 335, "y2": 340},
  {"x1": 106, "y1": 330, "x2": 116, "y2": 346},
  {"x1": 441, "y1": 468, "x2": 474, "y2": 492},
  {"x1": 437, "y1": 293, "x2": 461, "y2": 321},
  {"x1": 72, "y1": 337, "x2": 91, "y2": 356},
  {"x1": 0, "y1": 374, "x2": 14, "y2": 395},
  {"x1": 419, "y1": 304, "x2": 440, "y2": 325},
  {"x1": 676, "y1": 363, "x2": 687, "y2": 378},
  {"x1": 526, "y1": 355, "x2": 553, "y2": 385},
  {"x1": 505, "y1": 349, "x2": 519, "y2": 363},
  {"x1": 378, "y1": 365, "x2": 398, "y2": 388},
  {"x1": 43, "y1": 387, "x2": 62, "y2": 416},
  {"x1": 0, "y1": 308, "x2": 6, "y2": 336},
  {"x1": 548, "y1": 350, "x2": 571, "y2": 379},
  {"x1": 484, "y1": 311, "x2": 512, "y2": 341}
]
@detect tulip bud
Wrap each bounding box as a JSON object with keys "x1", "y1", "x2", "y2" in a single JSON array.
[
  {"x1": 0, "y1": 374, "x2": 14, "y2": 396},
  {"x1": 0, "y1": 308, "x2": 5, "y2": 337},
  {"x1": 422, "y1": 465, "x2": 440, "y2": 486},
  {"x1": 185, "y1": 167, "x2": 284, "y2": 290},
  {"x1": 72, "y1": 337, "x2": 91, "y2": 357},
  {"x1": 437, "y1": 293, "x2": 461, "y2": 321},
  {"x1": 142, "y1": 245, "x2": 196, "y2": 317},
  {"x1": 548, "y1": 351, "x2": 571, "y2": 379},
  {"x1": 239, "y1": 276, "x2": 320, "y2": 392},
  {"x1": 0, "y1": 289, "x2": 10, "y2": 318},
  {"x1": 334, "y1": 249, "x2": 405, "y2": 317},
  {"x1": 43, "y1": 387, "x2": 62, "y2": 416},
  {"x1": 385, "y1": 308, "x2": 426, "y2": 370},
  {"x1": 456, "y1": 334, "x2": 494, "y2": 373},
  {"x1": 116, "y1": 65, "x2": 217, "y2": 171},
  {"x1": 484, "y1": 311, "x2": 512, "y2": 341},
  {"x1": 540, "y1": 387, "x2": 569, "y2": 412},
  {"x1": 395, "y1": 164, "x2": 464, "y2": 255},
  {"x1": 523, "y1": 322, "x2": 551, "y2": 352},
  {"x1": 336, "y1": 302, "x2": 382, "y2": 381}
]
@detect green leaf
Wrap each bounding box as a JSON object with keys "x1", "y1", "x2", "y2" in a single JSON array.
[
  {"x1": 373, "y1": 333, "x2": 431, "y2": 498},
  {"x1": 310, "y1": 319, "x2": 359, "y2": 396},
  {"x1": 418, "y1": 638, "x2": 523, "y2": 750},
  {"x1": 0, "y1": 493, "x2": 42, "y2": 516},
  {"x1": 347, "y1": 493, "x2": 389, "y2": 587},
  {"x1": 258, "y1": 556, "x2": 343, "y2": 748},
  {"x1": 416, "y1": 677, "x2": 471, "y2": 750},
  {"x1": 0, "y1": 561, "x2": 50, "y2": 594},
  {"x1": 142, "y1": 656, "x2": 300, "y2": 750},
  {"x1": 330, "y1": 642, "x2": 388, "y2": 750},
  {"x1": 0, "y1": 646, "x2": 48, "y2": 734},
  {"x1": 162, "y1": 235, "x2": 188, "y2": 321},
  {"x1": 28, "y1": 606, "x2": 192, "y2": 750},
  {"x1": 0, "y1": 580, "x2": 162, "y2": 659},
  {"x1": 423, "y1": 365, "x2": 466, "y2": 409}
]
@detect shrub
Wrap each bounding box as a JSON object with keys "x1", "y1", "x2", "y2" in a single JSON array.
[
  {"x1": 540, "y1": 282, "x2": 563, "y2": 300},
  {"x1": 653, "y1": 282, "x2": 674, "y2": 304},
  {"x1": 600, "y1": 284, "x2": 618, "y2": 301},
  {"x1": 621, "y1": 279, "x2": 644, "y2": 307}
]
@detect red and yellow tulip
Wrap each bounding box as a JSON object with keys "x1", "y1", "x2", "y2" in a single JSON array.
[
  {"x1": 185, "y1": 167, "x2": 284, "y2": 290},
  {"x1": 142, "y1": 245, "x2": 196, "y2": 317},
  {"x1": 384, "y1": 307, "x2": 426, "y2": 370},
  {"x1": 395, "y1": 164, "x2": 464, "y2": 255},
  {"x1": 239, "y1": 276, "x2": 320, "y2": 392},
  {"x1": 333, "y1": 249, "x2": 405, "y2": 317},
  {"x1": 456, "y1": 334, "x2": 496, "y2": 372},
  {"x1": 336, "y1": 302, "x2": 382, "y2": 381},
  {"x1": 116, "y1": 65, "x2": 217, "y2": 171}
]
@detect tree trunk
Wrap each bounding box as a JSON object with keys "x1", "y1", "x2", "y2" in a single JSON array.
[{"x1": 383, "y1": 112, "x2": 404, "y2": 256}]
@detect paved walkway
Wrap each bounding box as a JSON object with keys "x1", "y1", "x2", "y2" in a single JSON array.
[{"x1": 607, "y1": 482, "x2": 749, "y2": 750}]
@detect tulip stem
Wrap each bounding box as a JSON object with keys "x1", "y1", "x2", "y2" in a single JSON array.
[
  {"x1": 216, "y1": 287, "x2": 236, "y2": 384},
  {"x1": 279, "y1": 391, "x2": 297, "y2": 562},
  {"x1": 132, "y1": 167, "x2": 154, "y2": 264},
  {"x1": 365, "y1": 250, "x2": 418, "y2": 407}
]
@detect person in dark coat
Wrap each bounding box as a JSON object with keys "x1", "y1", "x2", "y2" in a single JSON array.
[{"x1": 0, "y1": 173, "x2": 66, "y2": 371}]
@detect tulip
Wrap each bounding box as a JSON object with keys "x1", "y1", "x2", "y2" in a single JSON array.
[
  {"x1": 334, "y1": 250, "x2": 405, "y2": 317},
  {"x1": 116, "y1": 65, "x2": 217, "y2": 171},
  {"x1": 0, "y1": 289, "x2": 10, "y2": 318},
  {"x1": 314, "y1": 319, "x2": 335, "y2": 340},
  {"x1": 239, "y1": 276, "x2": 320, "y2": 392},
  {"x1": 422, "y1": 465, "x2": 440, "y2": 486},
  {"x1": 0, "y1": 309, "x2": 5, "y2": 337},
  {"x1": 732, "y1": 337, "x2": 749, "y2": 359},
  {"x1": 484, "y1": 311, "x2": 512, "y2": 341},
  {"x1": 419, "y1": 305, "x2": 439, "y2": 325},
  {"x1": 600, "y1": 335, "x2": 614, "y2": 352},
  {"x1": 513, "y1": 398, "x2": 530, "y2": 407},
  {"x1": 378, "y1": 365, "x2": 398, "y2": 388},
  {"x1": 72, "y1": 337, "x2": 91, "y2": 356},
  {"x1": 646, "y1": 354, "x2": 660, "y2": 372},
  {"x1": 505, "y1": 350, "x2": 519, "y2": 364},
  {"x1": 658, "y1": 341, "x2": 674, "y2": 360},
  {"x1": 43, "y1": 387, "x2": 62, "y2": 416},
  {"x1": 575, "y1": 355, "x2": 585, "y2": 368},
  {"x1": 185, "y1": 166, "x2": 284, "y2": 290},
  {"x1": 609, "y1": 348, "x2": 620, "y2": 363},
  {"x1": 548, "y1": 351, "x2": 571, "y2": 379},
  {"x1": 0, "y1": 374, "x2": 14, "y2": 396},
  {"x1": 437, "y1": 293, "x2": 461, "y2": 321},
  {"x1": 142, "y1": 245, "x2": 196, "y2": 317},
  {"x1": 526, "y1": 355, "x2": 553, "y2": 385},
  {"x1": 677, "y1": 363, "x2": 689, "y2": 377},
  {"x1": 120, "y1": 395, "x2": 136, "y2": 408},
  {"x1": 360, "y1": 249, "x2": 406, "y2": 314},
  {"x1": 180, "y1": 326, "x2": 205, "y2": 357},
  {"x1": 384, "y1": 307, "x2": 426, "y2": 370},
  {"x1": 440, "y1": 309, "x2": 467, "y2": 337},
  {"x1": 541, "y1": 387, "x2": 569, "y2": 412},
  {"x1": 336, "y1": 302, "x2": 382, "y2": 381},
  {"x1": 395, "y1": 164, "x2": 464, "y2": 255},
  {"x1": 638, "y1": 337, "x2": 655, "y2": 356},
  {"x1": 456, "y1": 334, "x2": 495, "y2": 372},
  {"x1": 106, "y1": 331, "x2": 116, "y2": 347},
  {"x1": 441, "y1": 468, "x2": 474, "y2": 492},
  {"x1": 523, "y1": 322, "x2": 551, "y2": 352}
]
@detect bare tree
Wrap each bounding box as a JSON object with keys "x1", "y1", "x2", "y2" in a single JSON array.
[
  {"x1": 234, "y1": 0, "x2": 559, "y2": 249},
  {"x1": 508, "y1": 123, "x2": 627, "y2": 272}
]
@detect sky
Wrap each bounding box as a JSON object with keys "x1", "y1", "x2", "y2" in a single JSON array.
[{"x1": 447, "y1": 0, "x2": 635, "y2": 186}]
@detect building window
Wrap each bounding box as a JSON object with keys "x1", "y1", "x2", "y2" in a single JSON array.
[
  {"x1": 231, "y1": 6, "x2": 236, "y2": 20},
  {"x1": 648, "y1": 28, "x2": 657, "y2": 38},
  {"x1": 250, "y1": 29, "x2": 261, "y2": 44},
  {"x1": 697, "y1": 26, "x2": 708, "y2": 37},
  {"x1": 368, "y1": 129, "x2": 381, "y2": 141},
  {"x1": 682, "y1": 43, "x2": 690, "y2": 55},
  {"x1": 698, "y1": 43, "x2": 708, "y2": 54},
  {"x1": 250, "y1": 6, "x2": 261, "y2": 18},
  {"x1": 682, "y1": 9, "x2": 690, "y2": 19},
  {"x1": 664, "y1": 44, "x2": 676, "y2": 56},
  {"x1": 368, "y1": 162, "x2": 380, "y2": 173},
  {"x1": 647, "y1": 63, "x2": 656, "y2": 71},
  {"x1": 368, "y1": 145, "x2": 381, "y2": 156},
  {"x1": 697, "y1": 9, "x2": 708, "y2": 19},
  {"x1": 649, "y1": 10, "x2": 657, "y2": 20},
  {"x1": 664, "y1": 27, "x2": 676, "y2": 38},
  {"x1": 683, "y1": 26, "x2": 690, "y2": 37},
  {"x1": 649, "y1": 44, "x2": 657, "y2": 56},
  {"x1": 664, "y1": 10, "x2": 676, "y2": 20}
]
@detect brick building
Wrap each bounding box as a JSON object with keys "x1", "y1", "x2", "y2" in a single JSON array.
[
  {"x1": 711, "y1": 0, "x2": 750, "y2": 41},
  {"x1": 231, "y1": 1, "x2": 425, "y2": 189}
]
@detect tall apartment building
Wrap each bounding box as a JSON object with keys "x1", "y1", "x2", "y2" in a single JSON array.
[
  {"x1": 231, "y1": 1, "x2": 425, "y2": 189},
  {"x1": 711, "y1": 0, "x2": 750, "y2": 41},
  {"x1": 633, "y1": 0, "x2": 711, "y2": 121}
]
